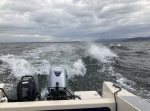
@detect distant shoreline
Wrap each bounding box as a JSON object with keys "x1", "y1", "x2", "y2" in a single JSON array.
[{"x1": 96, "y1": 36, "x2": 150, "y2": 42}]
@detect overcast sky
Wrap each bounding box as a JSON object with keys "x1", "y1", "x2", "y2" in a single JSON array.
[{"x1": 0, "y1": 0, "x2": 150, "y2": 42}]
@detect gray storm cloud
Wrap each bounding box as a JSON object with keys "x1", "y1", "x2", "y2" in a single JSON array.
[{"x1": 0, "y1": 0, "x2": 150, "y2": 42}]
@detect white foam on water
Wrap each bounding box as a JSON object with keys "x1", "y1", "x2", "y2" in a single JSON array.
[
  {"x1": 100, "y1": 61, "x2": 136, "y2": 91},
  {"x1": 0, "y1": 54, "x2": 51, "y2": 78},
  {"x1": 116, "y1": 73, "x2": 135, "y2": 91},
  {"x1": 0, "y1": 54, "x2": 35, "y2": 77},
  {"x1": 88, "y1": 43, "x2": 117, "y2": 62},
  {"x1": 101, "y1": 64, "x2": 136, "y2": 91},
  {"x1": 117, "y1": 44, "x2": 122, "y2": 47},
  {"x1": 65, "y1": 59, "x2": 86, "y2": 78}
]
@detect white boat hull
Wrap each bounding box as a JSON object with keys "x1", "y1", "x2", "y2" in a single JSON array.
[{"x1": 0, "y1": 82, "x2": 149, "y2": 111}]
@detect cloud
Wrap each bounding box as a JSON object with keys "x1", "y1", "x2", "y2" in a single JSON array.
[{"x1": 0, "y1": 0, "x2": 150, "y2": 42}]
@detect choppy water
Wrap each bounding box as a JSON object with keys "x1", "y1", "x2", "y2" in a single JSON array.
[{"x1": 0, "y1": 41, "x2": 150, "y2": 101}]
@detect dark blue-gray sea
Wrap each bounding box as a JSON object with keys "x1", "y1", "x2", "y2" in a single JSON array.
[{"x1": 0, "y1": 41, "x2": 150, "y2": 102}]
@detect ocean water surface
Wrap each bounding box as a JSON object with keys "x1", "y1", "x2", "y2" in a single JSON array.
[{"x1": 0, "y1": 41, "x2": 150, "y2": 101}]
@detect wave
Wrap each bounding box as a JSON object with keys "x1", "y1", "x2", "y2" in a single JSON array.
[
  {"x1": 67, "y1": 59, "x2": 86, "y2": 78},
  {"x1": 0, "y1": 54, "x2": 35, "y2": 78},
  {"x1": 87, "y1": 43, "x2": 117, "y2": 62},
  {"x1": 86, "y1": 43, "x2": 135, "y2": 91},
  {"x1": 0, "y1": 54, "x2": 87, "y2": 80}
]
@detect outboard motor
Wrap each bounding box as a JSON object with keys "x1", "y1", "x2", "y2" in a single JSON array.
[
  {"x1": 17, "y1": 75, "x2": 39, "y2": 102},
  {"x1": 47, "y1": 67, "x2": 70, "y2": 100}
]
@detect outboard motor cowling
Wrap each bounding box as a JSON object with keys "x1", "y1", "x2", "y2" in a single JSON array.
[
  {"x1": 17, "y1": 75, "x2": 38, "y2": 102},
  {"x1": 47, "y1": 67, "x2": 69, "y2": 100},
  {"x1": 48, "y1": 67, "x2": 68, "y2": 92}
]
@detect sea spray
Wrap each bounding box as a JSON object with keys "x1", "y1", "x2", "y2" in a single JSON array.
[
  {"x1": 87, "y1": 43, "x2": 117, "y2": 62},
  {"x1": 0, "y1": 54, "x2": 35, "y2": 77},
  {"x1": 67, "y1": 59, "x2": 86, "y2": 78}
]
